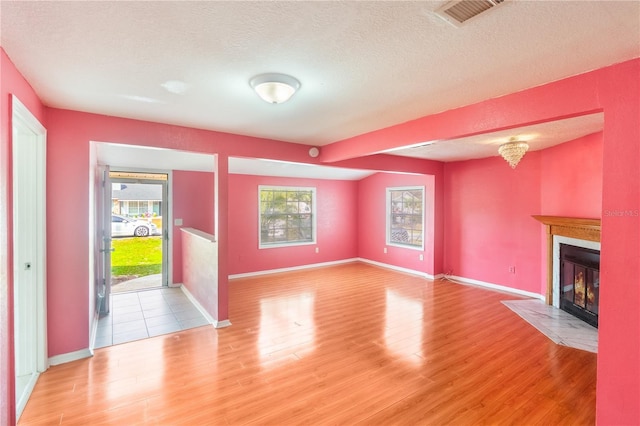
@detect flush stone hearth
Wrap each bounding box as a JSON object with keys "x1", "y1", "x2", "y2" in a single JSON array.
[{"x1": 502, "y1": 299, "x2": 598, "y2": 353}]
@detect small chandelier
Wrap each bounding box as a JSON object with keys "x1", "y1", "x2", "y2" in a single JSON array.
[
  {"x1": 498, "y1": 138, "x2": 529, "y2": 169},
  {"x1": 249, "y1": 73, "x2": 300, "y2": 104}
]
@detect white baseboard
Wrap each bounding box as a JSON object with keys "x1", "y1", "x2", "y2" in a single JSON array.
[
  {"x1": 446, "y1": 275, "x2": 545, "y2": 300},
  {"x1": 89, "y1": 311, "x2": 100, "y2": 356},
  {"x1": 48, "y1": 348, "x2": 93, "y2": 366},
  {"x1": 89, "y1": 309, "x2": 100, "y2": 354},
  {"x1": 228, "y1": 258, "x2": 359, "y2": 280},
  {"x1": 229, "y1": 258, "x2": 441, "y2": 281},
  {"x1": 15, "y1": 371, "x2": 40, "y2": 419},
  {"x1": 180, "y1": 285, "x2": 232, "y2": 328},
  {"x1": 357, "y1": 258, "x2": 438, "y2": 279},
  {"x1": 228, "y1": 259, "x2": 538, "y2": 300},
  {"x1": 179, "y1": 284, "x2": 232, "y2": 328},
  {"x1": 179, "y1": 284, "x2": 219, "y2": 327},
  {"x1": 213, "y1": 319, "x2": 232, "y2": 328}
]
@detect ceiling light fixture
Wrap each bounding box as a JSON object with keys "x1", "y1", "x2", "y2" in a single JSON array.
[
  {"x1": 498, "y1": 137, "x2": 529, "y2": 169},
  {"x1": 249, "y1": 73, "x2": 300, "y2": 104}
]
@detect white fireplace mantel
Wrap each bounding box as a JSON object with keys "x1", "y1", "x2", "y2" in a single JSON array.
[{"x1": 532, "y1": 215, "x2": 601, "y2": 305}]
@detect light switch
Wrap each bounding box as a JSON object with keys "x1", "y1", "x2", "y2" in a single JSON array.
[{"x1": 174, "y1": 218, "x2": 183, "y2": 226}]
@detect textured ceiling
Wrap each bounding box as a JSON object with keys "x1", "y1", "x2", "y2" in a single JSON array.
[
  {"x1": 1, "y1": 0, "x2": 638, "y2": 157},
  {"x1": 387, "y1": 112, "x2": 605, "y2": 162},
  {"x1": 95, "y1": 142, "x2": 374, "y2": 180}
]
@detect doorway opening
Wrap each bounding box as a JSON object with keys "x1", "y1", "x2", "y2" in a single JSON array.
[
  {"x1": 108, "y1": 171, "x2": 168, "y2": 294},
  {"x1": 94, "y1": 170, "x2": 209, "y2": 349},
  {"x1": 91, "y1": 144, "x2": 219, "y2": 348}
]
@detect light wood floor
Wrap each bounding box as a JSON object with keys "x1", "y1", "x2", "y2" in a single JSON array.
[{"x1": 19, "y1": 262, "x2": 596, "y2": 425}]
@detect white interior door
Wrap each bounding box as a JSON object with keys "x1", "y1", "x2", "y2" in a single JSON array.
[{"x1": 12, "y1": 96, "x2": 47, "y2": 419}]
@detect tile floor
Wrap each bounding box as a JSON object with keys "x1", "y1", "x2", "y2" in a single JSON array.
[
  {"x1": 111, "y1": 273, "x2": 162, "y2": 293},
  {"x1": 502, "y1": 299, "x2": 598, "y2": 353},
  {"x1": 95, "y1": 286, "x2": 210, "y2": 348}
]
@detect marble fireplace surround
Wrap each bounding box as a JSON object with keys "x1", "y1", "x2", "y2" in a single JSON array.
[{"x1": 532, "y1": 215, "x2": 601, "y2": 307}]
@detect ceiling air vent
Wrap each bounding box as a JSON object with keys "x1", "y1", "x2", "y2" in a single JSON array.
[{"x1": 435, "y1": 0, "x2": 506, "y2": 27}]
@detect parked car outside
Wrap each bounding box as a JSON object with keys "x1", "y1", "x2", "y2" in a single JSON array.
[{"x1": 111, "y1": 214, "x2": 158, "y2": 237}]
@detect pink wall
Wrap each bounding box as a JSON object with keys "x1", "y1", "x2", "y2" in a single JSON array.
[
  {"x1": 172, "y1": 170, "x2": 215, "y2": 283},
  {"x1": 596, "y1": 61, "x2": 639, "y2": 424},
  {"x1": 326, "y1": 59, "x2": 638, "y2": 423},
  {"x1": 358, "y1": 172, "x2": 437, "y2": 275},
  {"x1": 43, "y1": 108, "x2": 311, "y2": 360},
  {"x1": 227, "y1": 174, "x2": 358, "y2": 275},
  {"x1": 41, "y1": 58, "x2": 640, "y2": 425},
  {"x1": 329, "y1": 155, "x2": 445, "y2": 276},
  {"x1": 45, "y1": 114, "x2": 93, "y2": 357},
  {"x1": 0, "y1": 49, "x2": 47, "y2": 425},
  {"x1": 443, "y1": 132, "x2": 603, "y2": 295},
  {"x1": 444, "y1": 153, "x2": 543, "y2": 293},
  {"x1": 540, "y1": 132, "x2": 603, "y2": 217},
  {"x1": 0, "y1": 46, "x2": 637, "y2": 425},
  {"x1": 226, "y1": 170, "x2": 441, "y2": 278}
]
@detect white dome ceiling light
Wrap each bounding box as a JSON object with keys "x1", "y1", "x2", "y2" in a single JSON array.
[{"x1": 249, "y1": 73, "x2": 300, "y2": 104}]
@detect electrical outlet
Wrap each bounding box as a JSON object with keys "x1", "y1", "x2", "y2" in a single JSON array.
[
  {"x1": 419, "y1": 254, "x2": 424, "y2": 261},
  {"x1": 383, "y1": 247, "x2": 387, "y2": 254},
  {"x1": 509, "y1": 266, "x2": 516, "y2": 274},
  {"x1": 315, "y1": 247, "x2": 319, "y2": 254}
]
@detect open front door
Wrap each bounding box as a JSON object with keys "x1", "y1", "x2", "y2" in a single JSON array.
[{"x1": 98, "y1": 166, "x2": 112, "y2": 315}]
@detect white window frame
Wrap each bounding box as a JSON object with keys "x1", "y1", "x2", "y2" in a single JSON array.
[
  {"x1": 386, "y1": 186, "x2": 425, "y2": 251},
  {"x1": 259, "y1": 185, "x2": 317, "y2": 249}
]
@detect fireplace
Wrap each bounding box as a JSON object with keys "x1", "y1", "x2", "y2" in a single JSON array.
[
  {"x1": 532, "y1": 215, "x2": 601, "y2": 327},
  {"x1": 560, "y1": 244, "x2": 599, "y2": 328}
]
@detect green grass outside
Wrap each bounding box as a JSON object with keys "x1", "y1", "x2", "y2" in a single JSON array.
[{"x1": 111, "y1": 236, "x2": 162, "y2": 277}]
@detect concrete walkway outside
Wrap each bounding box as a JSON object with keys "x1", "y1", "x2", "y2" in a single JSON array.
[{"x1": 112, "y1": 274, "x2": 162, "y2": 293}]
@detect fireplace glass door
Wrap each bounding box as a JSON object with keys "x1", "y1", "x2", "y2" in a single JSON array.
[{"x1": 560, "y1": 244, "x2": 599, "y2": 328}]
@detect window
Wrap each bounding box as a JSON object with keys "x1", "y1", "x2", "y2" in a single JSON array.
[
  {"x1": 259, "y1": 186, "x2": 316, "y2": 248},
  {"x1": 120, "y1": 200, "x2": 161, "y2": 218},
  {"x1": 125, "y1": 200, "x2": 145, "y2": 217},
  {"x1": 387, "y1": 186, "x2": 424, "y2": 249}
]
